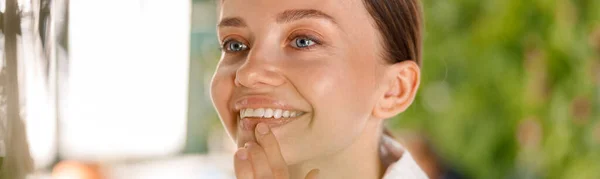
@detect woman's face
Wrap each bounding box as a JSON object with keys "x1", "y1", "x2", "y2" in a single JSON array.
[{"x1": 211, "y1": 0, "x2": 388, "y2": 165}]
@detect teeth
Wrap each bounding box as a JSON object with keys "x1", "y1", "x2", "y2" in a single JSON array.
[
  {"x1": 264, "y1": 108, "x2": 274, "y2": 118},
  {"x1": 254, "y1": 108, "x2": 265, "y2": 117},
  {"x1": 282, "y1": 111, "x2": 290, "y2": 118},
  {"x1": 273, "y1": 109, "x2": 282, "y2": 119},
  {"x1": 244, "y1": 109, "x2": 254, "y2": 118},
  {"x1": 239, "y1": 108, "x2": 303, "y2": 119}
]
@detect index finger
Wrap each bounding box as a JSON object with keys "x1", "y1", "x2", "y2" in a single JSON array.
[
  {"x1": 234, "y1": 148, "x2": 254, "y2": 179},
  {"x1": 255, "y1": 123, "x2": 289, "y2": 178}
]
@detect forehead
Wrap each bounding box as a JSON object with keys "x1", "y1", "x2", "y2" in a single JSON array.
[{"x1": 219, "y1": 0, "x2": 370, "y2": 27}]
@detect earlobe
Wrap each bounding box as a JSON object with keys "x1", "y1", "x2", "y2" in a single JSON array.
[{"x1": 372, "y1": 61, "x2": 420, "y2": 119}]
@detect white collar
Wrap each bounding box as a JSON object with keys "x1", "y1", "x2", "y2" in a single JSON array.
[{"x1": 380, "y1": 135, "x2": 429, "y2": 179}]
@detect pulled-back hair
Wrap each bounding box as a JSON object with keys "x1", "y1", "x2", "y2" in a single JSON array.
[{"x1": 362, "y1": 0, "x2": 423, "y2": 66}]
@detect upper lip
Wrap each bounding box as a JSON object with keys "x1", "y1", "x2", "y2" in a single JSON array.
[{"x1": 232, "y1": 95, "x2": 306, "y2": 113}]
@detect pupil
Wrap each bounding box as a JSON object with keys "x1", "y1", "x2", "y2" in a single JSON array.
[
  {"x1": 298, "y1": 39, "x2": 308, "y2": 47},
  {"x1": 231, "y1": 43, "x2": 240, "y2": 50}
]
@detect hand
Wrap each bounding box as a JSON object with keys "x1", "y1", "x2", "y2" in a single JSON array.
[{"x1": 234, "y1": 123, "x2": 320, "y2": 179}]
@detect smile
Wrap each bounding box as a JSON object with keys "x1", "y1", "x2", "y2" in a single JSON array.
[
  {"x1": 233, "y1": 96, "x2": 309, "y2": 130},
  {"x1": 237, "y1": 108, "x2": 307, "y2": 130},
  {"x1": 240, "y1": 108, "x2": 305, "y2": 119}
]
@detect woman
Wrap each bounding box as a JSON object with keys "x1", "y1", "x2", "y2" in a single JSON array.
[{"x1": 210, "y1": 0, "x2": 426, "y2": 178}]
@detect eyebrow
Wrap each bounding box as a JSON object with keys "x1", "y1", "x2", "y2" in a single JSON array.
[
  {"x1": 217, "y1": 9, "x2": 337, "y2": 28},
  {"x1": 218, "y1": 17, "x2": 246, "y2": 28},
  {"x1": 276, "y1": 9, "x2": 337, "y2": 24}
]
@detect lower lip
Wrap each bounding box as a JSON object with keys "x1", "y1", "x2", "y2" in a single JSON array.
[{"x1": 238, "y1": 114, "x2": 305, "y2": 131}]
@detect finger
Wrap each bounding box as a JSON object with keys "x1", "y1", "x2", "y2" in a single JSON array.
[
  {"x1": 304, "y1": 169, "x2": 320, "y2": 179},
  {"x1": 255, "y1": 123, "x2": 289, "y2": 178},
  {"x1": 234, "y1": 148, "x2": 254, "y2": 179},
  {"x1": 246, "y1": 142, "x2": 274, "y2": 179}
]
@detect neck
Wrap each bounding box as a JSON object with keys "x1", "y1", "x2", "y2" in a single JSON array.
[{"x1": 288, "y1": 120, "x2": 385, "y2": 179}]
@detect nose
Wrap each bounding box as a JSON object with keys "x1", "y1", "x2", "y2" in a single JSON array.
[{"x1": 235, "y1": 46, "x2": 285, "y2": 89}]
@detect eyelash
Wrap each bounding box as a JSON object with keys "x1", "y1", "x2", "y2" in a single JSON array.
[{"x1": 219, "y1": 33, "x2": 323, "y2": 54}]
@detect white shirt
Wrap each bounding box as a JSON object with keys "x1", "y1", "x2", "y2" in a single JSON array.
[{"x1": 381, "y1": 135, "x2": 429, "y2": 179}]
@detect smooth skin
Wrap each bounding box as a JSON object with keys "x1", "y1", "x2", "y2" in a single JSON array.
[{"x1": 211, "y1": 0, "x2": 421, "y2": 178}]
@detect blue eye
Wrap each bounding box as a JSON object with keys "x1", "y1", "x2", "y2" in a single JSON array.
[
  {"x1": 224, "y1": 40, "x2": 248, "y2": 52},
  {"x1": 293, "y1": 37, "x2": 316, "y2": 48}
]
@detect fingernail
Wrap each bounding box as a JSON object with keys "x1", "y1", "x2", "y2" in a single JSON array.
[
  {"x1": 256, "y1": 123, "x2": 269, "y2": 135},
  {"x1": 237, "y1": 148, "x2": 248, "y2": 160},
  {"x1": 311, "y1": 169, "x2": 321, "y2": 179},
  {"x1": 244, "y1": 142, "x2": 251, "y2": 148}
]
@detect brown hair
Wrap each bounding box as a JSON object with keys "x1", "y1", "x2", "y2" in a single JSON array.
[
  {"x1": 362, "y1": 0, "x2": 423, "y2": 66},
  {"x1": 362, "y1": 0, "x2": 423, "y2": 137}
]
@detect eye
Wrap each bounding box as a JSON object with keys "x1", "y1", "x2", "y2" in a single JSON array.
[
  {"x1": 222, "y1": 40, "x2": 248, "y2": 53},
  {"x1": 291, "y1": 37, "x2": 317, "y2": 49}
]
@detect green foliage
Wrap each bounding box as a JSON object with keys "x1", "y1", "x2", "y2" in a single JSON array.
[{"x1": 391, "y1": 0, "x2": 600, "y2": 178}]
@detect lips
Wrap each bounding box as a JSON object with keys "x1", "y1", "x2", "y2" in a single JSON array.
[{"x1": 233, "y1": 96, "x2": 308, "y2": 130}]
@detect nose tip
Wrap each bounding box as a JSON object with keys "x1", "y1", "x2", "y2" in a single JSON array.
[{"x1": 235, "y1": 62, "x2": 285, "y2": 89}]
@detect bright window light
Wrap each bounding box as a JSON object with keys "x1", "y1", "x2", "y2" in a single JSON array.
[{"x1": 64, "y1": 0, "x2": 190, "y2": 160}]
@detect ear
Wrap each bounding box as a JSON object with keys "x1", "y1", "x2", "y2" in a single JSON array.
[{"x1": 372, "y1": 60, "x2": 421, "y2": 119}]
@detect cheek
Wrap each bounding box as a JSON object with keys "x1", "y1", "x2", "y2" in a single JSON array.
[
  {"x1": 282, "y1": 60, "x2": 379, "y2": 162},
  {"x1": 295, "y1": 60, "x2": 378, "y2": 132},
  {"x1": 210, "y1": 69, "x2": 237, "y2": 138}
]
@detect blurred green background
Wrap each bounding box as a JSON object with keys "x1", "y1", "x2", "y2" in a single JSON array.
[{"x1": 187, "y1": 0, "x2": 600, "y2": 178}]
